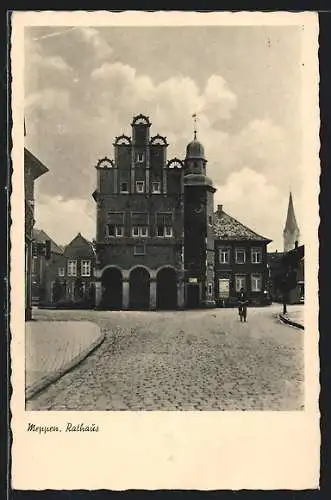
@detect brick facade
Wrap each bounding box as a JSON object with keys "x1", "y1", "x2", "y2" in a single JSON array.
[{"x1": 91, "y1": 114, "x2": 272, "y2": 310}]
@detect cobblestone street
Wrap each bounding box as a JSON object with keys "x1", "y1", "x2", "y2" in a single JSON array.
[{"x1": 27, "y1": 305, "x2": 304, "y2": 411}]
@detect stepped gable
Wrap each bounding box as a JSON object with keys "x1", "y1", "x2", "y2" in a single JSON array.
[
  {"x1": 214, "y1": 205, "x2": 271, "y2": 242},
  {"x1": 32, "y1": 228, "x2": 64, "y2": 255}
]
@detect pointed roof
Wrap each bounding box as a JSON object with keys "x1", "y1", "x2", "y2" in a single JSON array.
[
  {"x1": 32, "y1": 229, "x2": 64, "y2": 255},
  {"x1": 64, "y1": 233, "x2": 95, "y2": 258},
  {"x1": 214, "y1": 205, "x2": 272, "y2": 242},
  {"x1": 284, "y1": 192, "x2": 299, "y2": 233}
]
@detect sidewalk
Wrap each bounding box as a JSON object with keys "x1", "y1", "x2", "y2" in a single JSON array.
[
  {"x1": 25, "y1": 320, "x2": 105, "y2": 401},
  {"x1": 279, "y1": 307, "x2": 304, "y2": 330}
]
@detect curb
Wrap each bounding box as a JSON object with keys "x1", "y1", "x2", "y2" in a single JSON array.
[
  {"x1": 279, "y1": 314, "x2": 304, "y2": 330},
  {"x1": 25, "y1": 328, "x2": 105, "y2": 401}
]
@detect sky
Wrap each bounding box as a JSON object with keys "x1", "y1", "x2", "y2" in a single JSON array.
[{"x1": 25, "y1": 24, "x2": 304, "y2": 251}]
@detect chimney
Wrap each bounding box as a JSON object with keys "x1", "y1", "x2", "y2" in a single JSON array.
[{"x1": 217, "y1": 204, "x2": 223, "y2": 213}]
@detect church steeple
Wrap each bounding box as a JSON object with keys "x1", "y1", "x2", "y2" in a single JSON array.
[{"x1": 283, "y1": 192, "x2": 300, "y2": 252}]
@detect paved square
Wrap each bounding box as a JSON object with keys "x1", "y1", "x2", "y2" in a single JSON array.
[{"x1": 27, "y1": 305, "x2": 304, "y2": 411}]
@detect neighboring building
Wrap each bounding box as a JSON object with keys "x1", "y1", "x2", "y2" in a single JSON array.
[
  {"x1": 40, "y1": 232, "x2": 96, "y2": 307},
  {"x1": 283, "y1": 192, "x2": 300, "y2": 252},
  {"x1": 268, "y1": 192, "x2": 304, "y2": 304},
  {"x1": 285, "y1": 243, "x2": 304, "y2": 304},
  {"x1": 268, "y1": 244, "x2": 304, "y2": 305},
  {"x1": 267, "y1": 251, "x2": 285, "y2": 302},
  {"x1": 31, "y1": 229, "x2": 64, "y2": 304},
  {"x1": 24, "y1": 144, "x2": 49, "y2": 320},
  {"x1": 214, "y1": 205, "x2": 272, "y2": 306},
  {"x1": 92, "y1": 114, "x2": 272, "y2": 310}
]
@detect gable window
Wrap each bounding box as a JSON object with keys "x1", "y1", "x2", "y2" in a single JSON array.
[
  {"x1": 107, "y1": 224, "x2": 124, "y2": 237},
  {"x1": 235, "y1": 248, "x2": 246, "y2": 264},
  {"x1": 134, "y1": 244, "x2": 146, "y2": 255},
  {"x1": 251, "y1": 273, "x2": 262, "y2": 292},
  {"x1": 156, "y1": 212, "x2": 173, "y2": 237},
  {"x1": 136, "y1": 152, "x2": 144, "y2": 163},
  {"x1": 152, "y1": 181, "x2": 161, "y2": 193},
  {"x1": 58, "y1": 267, "x2": 65, "y2": 277},
  {"x1": 136, "y1": 181, "x2": 145, "y2": 193},
  {"x1": 251, "y1": 247, "x2": 262, "y2": 264},
  {"x1": 81, "y1": 260, "x2": 91, "y2": 277},
  {"x1": 67, "y1": 260, "x2": 77, "y2": 277},
  {"x1": 120, "y1": 181, "x2": 129, "y2": 193},
  {"x1": 235, "y1": 274, "x2": 246, "y2": 292},
  {"x1": 157, "y1": 225, "x2": 173, "y2": 237},
  {"x1": 219, "y1": 248, "x2": 230, "y2": 264},
  {"x1": 164, "y1": 226, "x2": 173, "y2": 237},
  {"x1": 132, "y1": 226, "x2": 148, "y2": 237}
]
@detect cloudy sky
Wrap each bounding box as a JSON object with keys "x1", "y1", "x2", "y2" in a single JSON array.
[{"x1": 25, "y1": 24, "x2": 304, "y2": 251}]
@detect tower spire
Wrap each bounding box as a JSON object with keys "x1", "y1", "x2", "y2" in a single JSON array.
[
  {"x1": 283, "y1": 191, "x2": 300, "y2": 252},
  {"x1": 192, "y1": 113, "x2": 198, "y2": 140}
]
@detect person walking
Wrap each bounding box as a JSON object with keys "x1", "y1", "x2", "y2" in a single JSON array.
[{"x1": 238, "y1": 287, "x2": 248, "y2": 322}]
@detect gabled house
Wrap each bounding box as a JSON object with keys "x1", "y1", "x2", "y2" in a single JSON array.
[
  {"x1": 31, "y1": 228, "x2": 64, "y2": 304},
  {"x1": 40, "y1": 232, "x2": 96, "y2": 308},
  {"x1": 213, "y1": 204, "x2": 272, "y2": 306}
]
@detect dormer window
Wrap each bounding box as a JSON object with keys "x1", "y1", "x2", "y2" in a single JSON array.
[
  {"x1": 136, "y1": 152, "x2": 144, "y2": 163},
  {"x1": 136, "y1": 181, "x2": 145, "y2": 193}
]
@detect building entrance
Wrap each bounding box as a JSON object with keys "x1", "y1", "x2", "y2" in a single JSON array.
[
  {"x1": 186, "y1": 283, "x2": 200, "y2": 308},
  {"x1": 129, "y1": 267, "x2": 150, "y2": 309},
  {"x1": 101, "y1": 268, "x2": 123, "y2": 309},
  {"x1": 156, "y1": 267, "x2": 177, "y2": 310}
]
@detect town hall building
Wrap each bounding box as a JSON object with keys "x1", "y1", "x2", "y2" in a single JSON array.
[{"x1": 92, "y1": 114, "x2": 272, "y2": 310}]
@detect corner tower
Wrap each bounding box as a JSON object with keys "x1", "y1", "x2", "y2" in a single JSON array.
[
  {"x1": 183, "y1": 123, "x2": 216, "y2": 308},
  {"x1": 283, "y1": 192, "x2": 300, "y2": 253}
]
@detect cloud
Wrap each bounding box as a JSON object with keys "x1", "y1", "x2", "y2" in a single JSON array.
[
  {"x1": 215, "y1": 168, "x2": 296, "y2": 251},
  {"x1": 34, "y1": 194, "x2": 96, "y2": 245},
  {"x1": 25, "y1": 41, "x2": 302, "y2": 248},
  {"x1": 72, "y1": 27, "x2": 113, "y2": 60}
]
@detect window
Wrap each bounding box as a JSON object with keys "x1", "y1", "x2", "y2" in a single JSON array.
[
  {"x1": 251, "y1": 273, "x2": 262, "y2": 292},
  {"x1": 164, "y1": 226, "x2": 173, "y2": 237},
  {"x1": 235, "y1": 274, "x2": 246, "y2": 292},
  {"x1": 251, "y1": 247, "x2": 262, "y2": 264},
  {"x1": 81, "y1": 260, "x2": 91, "y2": 277},
  {"x1": 58, "y1": 267, "x2": 65, "y2": 277},
  {"x1": 120, "y1": 181, "x2": 129, "y2": 193},
  {"x1": 136, "y1": 152, "x2": 144, "y2": 163},
  {"x1": 132, "y1": 226, "x2": 148, "y2": 237},
  {"x1": 67, "y1": 260, "x2": 77, "y2": 277},
  {"x1": 136, "y1": 181, "x2": 145, "y2": 193},
  {"x1": 235, "y1": 248, "x2": 246, "y2": 264},
  {"x1": 32, "y1": 256, "x2": 38, "y2": 273},
  {"x1": 134, "y1": 244, "x2": 146, "y2": 255},
  {"x1": 107, "y1": 224, "x2": 124, "y2": 237},
  {"x1": 219, "y1": 248, "x2": 230, "y2": 264},
  {"x1": 208, "y1": 283, "x2": 213, "y2": 295},
  {"x1": 157, "y1": 225, "x2": 173, "y2": 237},
  {"x1": 152, "y1": 181, "x2": 161, "y2": 193}
]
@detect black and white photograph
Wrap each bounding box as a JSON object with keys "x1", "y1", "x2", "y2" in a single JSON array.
[{"x1": 11, "y1": 10, "x2": 319, "y2": 490}]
